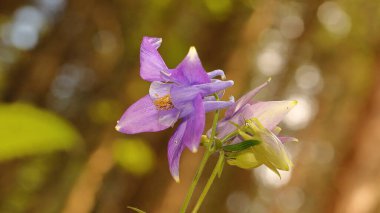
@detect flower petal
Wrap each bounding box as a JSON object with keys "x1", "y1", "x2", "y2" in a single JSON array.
[
  {"x1": 278, "y1": 136, "x2": 298, "y2": 143},
  {"x1": 170, "y1": 80, "x2": 234, "y2": 113},
  {"x1": 168, "y1": 121, "x2": 187, "y2": 182},
  {"x1": 243, "y1": 100, "x2": 298, "y2": 130},
  {"x1": 170, "y1": 85, "x2": 201, "y2": 118},
  {"x1": 182, "y1": 94, "x2": 205, "y2": 152},
  {"x1": 159, "y1": 109, "x2": 180, "y2": 127},
  {"x1": 193, "y1": 80, "x2": 234, "y2": 96},
  {"x1": 116, "y1": 95, "x2": 173, "y2": 134},
  {"x1": 204, "y1": 98, "x2": 234, "y2": 112},
  {"x1": 140, "y1": 37, "x2": 168, "y2": 82},
  {"x1": 149, "y1": 81, "x2": 172, "y2": 99},
  {"x1": 225, "y1": 79, "x2": 270, "y2": 118},
  {"x1": 207, "y1": 69, "x2": 226, "y2": 80},
  {"x1": 170, "y1": 47, "x2": 211, "y2": 85}
]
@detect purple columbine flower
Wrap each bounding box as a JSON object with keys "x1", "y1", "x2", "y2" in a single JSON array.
[
  {"x1": 216, "y1": 79, "x2": 298, "y2": 175},
  {"x1": 116, "y1": 37, "x2": 234, "y2": 182}
]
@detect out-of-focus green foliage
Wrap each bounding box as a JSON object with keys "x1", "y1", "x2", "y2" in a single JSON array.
[
  {"x1": 112, "y1": 138, "x2": 155, "y2": 176},
  {"x1": 0, "y1": 103, "x2": 80, "y2": 161},
  {"x1": 204, "y1": 0, "x2": 232, "y2": 17}
]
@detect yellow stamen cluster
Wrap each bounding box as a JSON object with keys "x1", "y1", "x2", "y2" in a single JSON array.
[{"x1": 154, "y1": 95, "x2": 174, "y2": 110}]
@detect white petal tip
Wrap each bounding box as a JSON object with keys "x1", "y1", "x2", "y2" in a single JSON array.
[
  {"x1": 267, "y1": 77, "x2": 272, "y2": 82},
  {"x1": 188, "y1": 46, "x2": 198, "y2": 60},
  {"x1": 173, "y1": 176, "x2": 180, "y2": 183},
  {"x1": 115, "y1": 125, "x2": 121, "y2": 131},
  {"x1": 292, "y1": 100, "x2": 298, "y2": 105},
  {"x1": 191, "y1": 147, "x2": 198, "y2": 153}
]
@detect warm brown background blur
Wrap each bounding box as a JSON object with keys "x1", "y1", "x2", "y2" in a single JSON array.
[{"x1": 1, "y1": 0, "x2": 380, "y2": 213}]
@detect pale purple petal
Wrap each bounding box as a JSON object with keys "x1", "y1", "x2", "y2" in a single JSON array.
[
  {"x1": 204, "y1": 98, "x2": 234, "y2": 112},
  {"x1": 243, "y1": 101, "x2": 298, "y2": 130},
  {"x1": 193, "y1": 80, "x2": 234, "y2": 96},
  {"x1": 215, "y1": 119, "x2": 237, "y2": 140},
  {"x1": 116, "y1": 95, "x2": 173, "y2": 134},
  {"x1": 158, "y1": 109, "x2": 180, "y2": 127},
  {"x1": 149, "y1": 81, "x2": 172, "y2": 99},
  {"x1": 225, "y1": 79, "x2": 270, "y2": 118},
  {"x1": 168, "y1": 121, "x2": 187, "y2": 182},
  {"x1": 140, "y1": 37, "x2": 168, "y2": 82},
  {"x1": 170, "y1": 47, "x2": 211, "y2": 85},
  {"x1": 171, "y1": 81, "x2": 233, "y2": 108},
  {"x1": 182, "y1": 95, "x2": 205, "y2": 152},
  {"x1": 170, "y1": 85, "x2": 201, "y2": 111},
  {"x1": 278, "y1": 136, "x2": 298, "y2": 143}
]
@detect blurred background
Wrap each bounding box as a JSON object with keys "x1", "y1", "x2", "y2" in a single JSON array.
[{"x1": 1, "y1": 0, "x2": 380, "y2": 212}]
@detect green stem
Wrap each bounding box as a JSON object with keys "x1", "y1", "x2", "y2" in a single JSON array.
[
  {"x1": 179, "y1": 93, "x2": 221, "y2": 213},
  {"x1": 209, "y1": 94, "x2": 220, "y2": 148},
  {"x1": 180, "y1": 150, "x2": 211, "y2": 213},
  {"x1": 192, "y1": 152, "x2": 225, "y2": 213}
]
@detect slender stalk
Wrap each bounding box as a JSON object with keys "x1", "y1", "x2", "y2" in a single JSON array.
[
  {"x1": 209, "y1": 94, "x2": 220, "y2": 149},
  {"x1": 179, "y1": 94, "x2": 221, "y2": 213},
  {"x1": 192, "y1": 152, "x2": 225, "y2": 213},
  {"x1": 180, "y1": 150, "x2": 211, "y2": 213}
]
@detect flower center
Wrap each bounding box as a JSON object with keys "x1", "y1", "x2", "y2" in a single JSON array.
[{"x1": 154, "y1": 95, "x2": 174, "y2": 110}]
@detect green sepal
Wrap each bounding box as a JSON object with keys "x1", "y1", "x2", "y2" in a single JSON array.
[{"x1": 223, "y1": 140, "x2": 260, "y2": 152}]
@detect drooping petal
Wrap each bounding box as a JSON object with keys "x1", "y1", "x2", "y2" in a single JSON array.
[
  {"x1": 167, "y1": 121, "x2": 187, "y2": 182},
  {"x1": 225, "y1": 79, "x2": 271, "y2": 118},
  {"x1": 116, "y1": 95, "x2": 173, "y2": 134},
  {"x1": 182, "y1": 95, "x2": 205, "y2": 152},
  {"x1": 170, "y1": 47, "x2": 211, "y2": 85},
  {"x1": 242, "y1": 100, "x2": 298, "y2": 130},
  {"x1": 140, "y1": 37, "x2": 168, "y2": 82}
]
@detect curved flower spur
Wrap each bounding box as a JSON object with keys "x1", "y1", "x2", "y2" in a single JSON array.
[{"x1": 116, "y1": 37, "x2": 234, "y2": 182}]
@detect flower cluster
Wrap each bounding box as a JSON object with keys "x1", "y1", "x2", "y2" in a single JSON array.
[{"x1": 116, "y1": 37, "x2": 298, "y2": 182}]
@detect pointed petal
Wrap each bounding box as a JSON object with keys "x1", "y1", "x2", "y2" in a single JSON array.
[
  {"x1": 225, "y1": 79, "x2": 270, "y2": 118},
  {"x1": 140, "y1": 37, "x2": 168, "y2": 82},
  {"x1": 182, "y1": 95, "x2": 205, "y2": 152},
  {"x1": 116, "y1": 95, "x2": 173, "y2": 134},
  {"x1": 170, "y1": 47, "x2": 211, "y2": 85},
  {"x1": 168, "y1": 121, "x2": 187, "y2": 182},
  {"x1": 243, "y1": 100, "x2": 298, "y2": 130}
]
